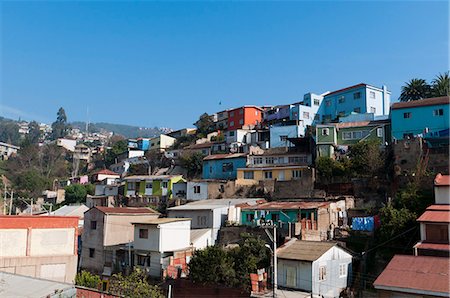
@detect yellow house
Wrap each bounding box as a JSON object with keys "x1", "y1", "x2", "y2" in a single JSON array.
[{"x1": 236, "y1": 165, "x2": 310, "y2": 186}]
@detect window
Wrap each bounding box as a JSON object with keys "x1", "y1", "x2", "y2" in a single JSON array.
[
  {"x1": 253, "y1": 157, "x2": 263, "y2": 164},
  {"x1": 353, "y1": 92, "x2": 361, "y2": 99},
  {"x1": 338, "y1": 96, "x2": 345, "y2": 103},
  {"x1": 314, "y1": 99, "x2": 320, "y2": 106},
  {"x1": 314, "y1": 114, "x2": 320, "y2": 120},
  {"x1": 197, "y1": 216, "x2": 207, "y2": 226},
  {"x1": 370, "y1": 107, "x2": 376, "y2": 113},
  {"x1": 319, "y1": 266, "x2": 326, "y2": 281},
  {"x1": 137, "y1": 255, "x2": 150, "y2": 266},
  {"x1": 322, "y1": 128, "x2": 330, "y2": 136},
  {"x1": 230, "y1": 111, "x2": 234, "y2": 117},
  {"x1": 369, "y1": 91, "x2": 376, "y2": 99},
  {"x1": 342, "y1": 130, "x2": 369, "y2": 140},
  {"x1": 162, "y1": 182, "x2": 168, "y2": 188},
  {"x1": 353, "y1": 131, "x2": 363, "y2": 139},
  {"x1": 403, "y1": 112, "x2": 411, "y2": 119},
  {"x1": 89, "y1": 248, "x2": 95, "y2": 258},
  {"x1": 127, "y1": 182, "x2": 136, "y2": 190},
  {"x1": 325, "y1": 100, "x2": 331, "y2": 107},
  {"x1": 239, "y1": 119, "x2": 244, "y2": 125},
  {"x1": 244, "y1": 171, "x2": 254, "y2": 179},
  {"x1": 255, "y1": 110, "x2": 259, "y2": 115},
  {"x1": 338, "y1": 111, "x2": 345, "y2": 117},
  {"x1": 239, "y1": 109, "x2": 244, "y2": 115},
  {"x1": 194, "y1": 185, "x2": 201, "y2": 194},
  {"x1": 265, "y1": 157, "x2": 275, "y2": 164},
  {"x1": 303, "y1": 112, "x2": 310, "y2": 119},
  {"x1": 246, "y1": 213, "x2": 255, "y2": 222},
  {"x1": 230, "y1": 121, "x2": 235, "y2": 127},
  {"x1": 272, "y1": 213, "x2": 279, "y2": 222},
  {"x1": 433, "y1": 109, "x2": 444, "y2": 116},
  {"x1": 139, "y1": 228, "x2": 148, "y2": 239},
  {"x1": 323, "y1": 114, "x2": 332, "y2": 122},
  {"x1": 339, "y1": 264, "x2": 347, "y2": 277},
  {"x1": 342, "y1": 132, "x2": 352, "y2": 140},
  {"x1": 91, "y1": 221, "x2": 97, "y2": 230},
  {"x1": 222, "y1": 162, "x2": 233, "y2": 172},
  {"x1": 280, "y1": 135, "x2": 288, "y2": 142},
  {"x1": 377, "y1": 127, "x2": 383, "y2": 137},
  {"x1": 229, "y1": 131, "x2": 235, "y2": 137},
  {"x1": 353, "y1": 107, "x2": 361, "y2": 113},
  {"x1": 209, "y1": 166, "x2": 212, "y2": 173},
  {"x1": 289, "y1": 156, "x2": 308, "y2": 163},
  {"x1": 264, "y1": 171, "x2": 273, "y2": 179},
  {"x1": 277, "y1": 157, "x2": 285, "y2": 164},
  {"x1": 145, "y1": 182, "x2": 152, "y2": 189},
  {"x1": 292, "y1": 170, "x2": 302, "y2": 179}
]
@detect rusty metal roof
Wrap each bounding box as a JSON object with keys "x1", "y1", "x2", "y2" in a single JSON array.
[
  {"x1": 391, "y1": 96, "x2": 449, "y2": 110},
  {"x1": 277, "y1": 239, "x2": 340, "y2": 261},
  {"x1": 435, "y1": 173, "x2": 450, "y2": 186},
  {"x1": 241, "y1": 201, "x2": 329, "y2": 211},
  {"x1": 373, "y1": 255, "x2": 450, "y2": 295}
]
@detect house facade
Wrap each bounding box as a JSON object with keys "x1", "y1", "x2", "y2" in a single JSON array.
[
  {"x1": 80, "y1": 207, "x2": 159, "y2": 275},
  {"x1": 202, "y1": 153, "x2": 247, "y2": 180},
  {"x1": 227, "y1": 106, "x2": 263, "y2": 130},
  {"x1": 391, "y1": 96, "x2": 449, "y2": 140},
  {"x1": 277, "y1": 239, "x2": 352, "y2": 298},
  {"x1": 124, "y1": 175, "x2": 186, "y2": 203},
  {"x1": 0, "y1": 216, "x2": 79, "y2": 283},
  {"x1": 148, "y1": 134, "x2": 176, "y2": 151},
  {"x1": 320, "y1": 83, "x2": 390, "y2": 123},
  {"x1": 0, "y1": 142, "x2": 20, "y2": 160}
]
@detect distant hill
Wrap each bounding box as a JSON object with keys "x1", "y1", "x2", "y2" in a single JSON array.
[{"x1": 71, "y1": 121, "x2": 172, "y2": 138}]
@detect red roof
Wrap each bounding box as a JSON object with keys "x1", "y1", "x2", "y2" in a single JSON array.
[
  {"x1": 95, "y1": 169, "x2": 119, "y2": 176},
  {"x1": 391, "y1": 96, "x2": 449, "y2": 110},
  {"x1": 414, "y1": 242, "x2": 450, "y2": 252},
  {"x1": 242, "y1": 201, "x2": 329, "y2": 211},
  {"x1": 435, "y1": 173, "x2": 450, "y2": 186},
  {"x1": 373, "y1": 255, "x2": 450, "y2": 295},
  {"x1": 95, "y1": 206, "x2": 159, "y2": 215},
  {"x1": 417, "y1": 205, "x2": 450, "y2": 223},
  {"x1": 324, "y1": 83, "x2": 367, "y2": 97}
]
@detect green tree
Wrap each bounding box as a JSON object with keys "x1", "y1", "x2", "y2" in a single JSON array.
[
  {"x1": 26, "y1": 121, "x2": 41, "y2": 144},
  {"x1": 399, "y1": 78, "x2": 431, "y2": 102},
  {"x1": 51, "y1": 107, "x2": 70, "y2": 140},
  {"x1": 14, "y1": 169, "x2": 50, "y2": 198},
  {"x1": 348, "y1": 139, "x2": 383, "y2": 177},
  {"x1": 378, "y1": 203, "x2": 417, "y2": 243},
  {"x1": 189, "y1": 245, "x2": 236, "y2": 286},
  {"x1": 0, "y1": 121, "x2": 20, "y2": 145},
  {"x1": 179, "y1": 152, "x2": 204, "y2": 178},
  {"x1": 108, "y1": 268, "x2": 164, "y2": 298},
  {"x1": 431, "y1": 71, "x2": 450, "y2": 97},
  {"x1": 75, "y1": 270, "x2": 101, "y2": 289},
  {"x1": 194, "y1": 113, "x2": 214, "y2": 137},
  {"x1": 105, "y1": 139, "x2": 127, "y2": 166},
  {"x1": 64, "y1": 184, "x2": 88, "y2": 204}
]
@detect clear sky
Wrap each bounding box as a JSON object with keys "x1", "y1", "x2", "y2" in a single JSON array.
[{"x1": 1, "y1": 1, "x2": 448, "y2": 129}]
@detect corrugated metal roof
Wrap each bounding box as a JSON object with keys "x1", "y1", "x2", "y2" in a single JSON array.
[
  {"x1": 203, "y1": 153, "x2": 247, "y2": 161},
  {"x1": 277, "y1": 239, "x2": 337, "y2": 261},
  {"x1": 391, "y1": 96, "x2": 449, "y2": 110},
  {"x1": 435, "y1": 173, "x2": 450, "y2": 186},
  {"x1": 168, "y1": 198, "x2": 264, "y2": 211},
  {"x1": 190, "y1": 228, "x2": 211, "y2": 243},
  {"x1": 50, "y1": 204, "x2": 89, "y2": 217},
  {"x1": 242, "y1": 201, "x2": 329, "y2": 211},
  {"x1": 96, "y1": 206, "x2": 159, "y2": 215},
  {"x1": 373, "y1": 255, "x2": 450, "y2": 295},
  {"x1": 133, "y1": 218, "x2": 191, "y2": 225}
]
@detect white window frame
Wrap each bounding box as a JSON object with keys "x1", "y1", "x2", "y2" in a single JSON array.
[
  {"x1": 377, "y1": 127, "x2": 383, "y2": 137},
  {"x1": 193, "y1": 185, "x2": 201, "y2": 194},
  {"x1": 370, "y1": 107, "x2": 376, "y2": 113},
  {"x1": 292, "y1": 170, "x2": 302, "y2": 179},
  {"x1": 339, "y1": 263, "x2": 347, "y2": 278},
  {"x1": 369, "y1": 91, "x2": 376, "y2": 99},
  {"x1": 322, "y1": 128, "x2": 330, "y2": 136},
  {"x1": 243, "y1": 171, "x2": 254, "y2": 179},
  {"x1": 303, "y1": 112, "x2": 310, "y2": 119},
  {"x1": 433, "y1": 109, "x2": 444, "y2": 116},
  {"x1": 314, "y1": 99, "x2": 320, "y2": 106},
  {"x1": 264, "y1": 171, "x2": 273, "y2": 180}
]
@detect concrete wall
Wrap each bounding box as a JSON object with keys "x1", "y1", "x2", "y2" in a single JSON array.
[
  {"x1": 30, "y1": 228, "x2": 75, "y2": 256},
  {"x1": 186, "y1": 181, "x2": 208, "y2": 201},
  {"x1": 191, "y1": 230, "x2": 212, "y2": 250},
  {"x1": 160, "y1": 221, "x2": 191, "y2": 252}
]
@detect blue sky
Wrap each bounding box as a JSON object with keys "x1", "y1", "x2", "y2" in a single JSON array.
[{"x1": 1, "y1": 1, "x2": 448, "y2": 129}]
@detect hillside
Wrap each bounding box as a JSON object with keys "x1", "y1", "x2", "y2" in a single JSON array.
[{"x1": 71, "y1": 121, "x2": 172, "y2": 138}]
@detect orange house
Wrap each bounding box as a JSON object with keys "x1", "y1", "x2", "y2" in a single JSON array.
[{"x1": 227, "y1": 106, "x2": 263, "y2": 130}]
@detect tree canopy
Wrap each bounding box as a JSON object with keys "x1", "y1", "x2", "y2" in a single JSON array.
[
  {"x1": 51, "y1": 107, "x2": 70, "y2": 140},
  {"x1": 399, "y1": 72, "x2": 449, "y2": 101}
]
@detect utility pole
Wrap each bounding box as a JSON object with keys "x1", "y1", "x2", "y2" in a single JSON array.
[
  {"x1": 264, "y1": 224, "x2": 277, "y2": 298},
  {"x1": 8, "y1": 190, "x2": 13, "y2": 215},
  {"x1": 3, "y1": 184, "x2": 6, "y2": 215}
]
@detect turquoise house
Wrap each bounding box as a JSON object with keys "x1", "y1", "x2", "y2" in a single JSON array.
[
  {"x1": 202, "y1": 153, "x2": 248, "y2": 180},
  {"x1": 391, "y1": 96, "x2": 449, "y2": 140}
]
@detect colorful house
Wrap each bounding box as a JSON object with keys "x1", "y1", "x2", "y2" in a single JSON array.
[
  {"x1": 148, "y1": 134, "x2": 176, "y2": 151},
  {"x1": 391, "y1": 96, "x2": 449, "y2": 140},
  {"x1": 202, "y1": 153, "x2": 247, "y2": 180},
  {"x1": 320, "y1": 83, "x2": 391, "y2": 122},
  {"x1": 124, "y1": 175, "x2": 186, "y2": 201},
  {"x1": 227, "y1": 106, "x2": 263, "y2": 130},
  {"x1": 316, "y1": 116, "x2": 391, "y2": 158}
]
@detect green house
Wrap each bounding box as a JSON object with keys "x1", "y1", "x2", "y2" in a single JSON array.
[
  {"x1": 315, "y1": 118, "x2": 391, "y2": 158},
  {"x1": 124, "y1": 175, "x2": 186, "y2": 200}
]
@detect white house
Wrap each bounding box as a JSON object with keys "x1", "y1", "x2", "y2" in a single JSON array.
[
  {"x1": 186, "y1": 181, "x2": 208, "y2": 201},
  {"x1": 167, "y1": 198, "x2": 263, "y2": 243},
  {"x1": 434, "y1": 173, "x2": 450, "y2": 205},
  {"x1": 132, "y1": 218, "x2": 191, "y2": 278},
  {"x1": 0, "y1": 142, "x2": 20, "y2": 160},
  {"x1": 277, "y1": 239, "x2": 352, "y2": 298}
]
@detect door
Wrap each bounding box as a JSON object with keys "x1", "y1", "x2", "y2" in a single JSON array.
[{"x1": 278, "y1": 171, "x2": 285, "y2": 181}]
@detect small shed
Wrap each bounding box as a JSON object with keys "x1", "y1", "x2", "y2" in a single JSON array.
[{"x1": 277, "y1": 239, "x2": 352, "y2": 298}]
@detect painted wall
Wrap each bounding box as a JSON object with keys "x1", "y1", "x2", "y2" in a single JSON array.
[
  {"x1": 435, "y1": 186, "x2": 450, "y2": 205},
  {"x1": 270, "y1": 125, "x2": 303, "y2": 148},
  {"x1": 277, "y1": 259, "x2": 312, "y2": 291},
  {"x1": 391, "y1": 103, "x2": 449, "y2": 139},
  {"x1": 186, "y1": 181, "x2": 208, "y2": 201},
  {"x1": 228, "y1": 107, "x2": 262, "y2": 130},
  {"x1": 0, "y1": 229, "x2": 27, "y2": 257},
  {"x1": 236, "y1": 166, "x2": 312, "y2": 186},
  {"x1": 312, "y1": 246, "x2": 352, "y2": 298},
  {"x1": 202, "y1": 157, "x2": 247, "y2": 180},
  {"x1": 191, "y1": 230, "x2": 212, "y2": 250},
  {"x1": 30, "y1": 228, "x2": 75, "y2": 256}
]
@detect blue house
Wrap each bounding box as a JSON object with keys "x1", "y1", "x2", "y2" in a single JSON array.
[
  {"x1": 137, "y1": 138, "x2": 150, "y2": 151},
  {"x1": 391, "y1": 96, "x2": 449, "y2": 140},
  {"x1": 202, "y1": 153, "x2": 248, "y2": 180},
  {"x1": 270, "y1": 125, "x2": 305, "y2": 148},
  {"x1": 320, "y1": 83, "x2": 391, "y2": 123}
]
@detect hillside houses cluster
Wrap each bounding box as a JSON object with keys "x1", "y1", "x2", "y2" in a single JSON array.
[{"x1": 0, "y1": 83, "x2": 449, "y2": 297}]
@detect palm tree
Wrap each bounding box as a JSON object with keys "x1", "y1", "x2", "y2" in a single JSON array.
[
  {"x1": 431, "y1": 71, "x2": 450, "y2": 97},
  {"x1": 399, "y1": 78, "x2": 431, "y2": 102}
]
